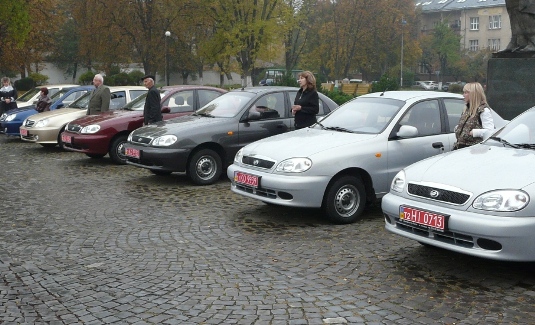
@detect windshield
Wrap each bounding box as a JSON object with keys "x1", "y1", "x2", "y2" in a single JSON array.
[
  {"x1": 313, "y1": 97, "x2": 403, "y2": 134},
  {"x1": 485, "y1": 109, "x2": 535, "y2": 149},
  {"x1": 17, "y1": 88, "x2": 40, "y2": 102},
  {"x1": 195, "y1": 92, "x2": 255, "y2": 117},
  {"x1": 123, "y1": 92, "x2": 148, "y2": 111},
  {"x1": 66, "y1": 91, "x2": 91, "y2": 109}
]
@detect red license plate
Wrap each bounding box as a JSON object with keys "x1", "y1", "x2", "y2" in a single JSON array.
[
  {"x1": 61, "y1": 134, "x2": 71, "y2": 143},
  {"x1": 125, "y1": 147, "x2": 140, "y2": 159},
  {"x1": 234, "y1": 171, "x2": 259, "y2": 188},
  {"x1": 20, "y1": 128, "x2": 28, "y2": 136},
  {"x1": 399, "y1": 206, "x2": 447, "y2": 231}
]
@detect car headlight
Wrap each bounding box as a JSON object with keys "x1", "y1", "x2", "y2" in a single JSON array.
[
  {"x1": 151, "y1": 135, "x2": 177, "y2": 146},
  {"x1": 128, "y1": 132, "x2": 133, "y2": 141},
  {"x1": 390, "y1": 170, "x2": 406, "y2": 193},
  {"x1": 5, "y1": 114, "x2": 16, "y2": 122},
  {"x1": 234, "y1": 148, "x2": 243, "y2": 164},
  {"x1": 473, "y1": 190, "x2": 529, "y2": 211},
  {"x1": 275, "y1": 158, "x2": 312, "y2": 173},
  {"x1": 35, "y1": 118, "x2": 49, "y2": 128},
  {"x1": 81, "y1": 125, "x2": 101, "y2": 134}
]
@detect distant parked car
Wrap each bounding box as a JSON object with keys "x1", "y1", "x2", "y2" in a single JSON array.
[
  {"x1": 19, "y1": 86, "x2": 146, "y2": 148},
  {"x1": 124, "y1": 86, "x2": 338, "y2": 185},
  {"x1": 382, "y1": 106, "x2": 535, "y2": 261},
  {"x1": 1, "y1": 84, "x2": 80, "y2": 135},
  {"x1": 227, "y1": 91, "x2": 506, "y2": 224},
  {"x1": 62, "y1": 85, "x2": 227, "y2": 164}
]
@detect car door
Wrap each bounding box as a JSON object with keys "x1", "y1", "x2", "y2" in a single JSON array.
[
  {"x1": 384, "y1": 99, "x2": 450, "y2": 194},
  {"x1": 237, "y1": 91, "x2": 291, "y2": 147},
  {"x1": 162, "y1": 90, "x2": 195, "y2": 118},
  {"x1": 288, "y1": 90, "x2": 331, "y2": 128}
]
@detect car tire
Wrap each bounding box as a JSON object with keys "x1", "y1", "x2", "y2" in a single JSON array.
[
  {"x1": 324, "y1": 175, "x2": 366, "y2": 224},
  {"x1": 150, "y1": 169, "x2": 172, "y2": 176},
  {"x1": 85, "y1": 153, "x2": 106, "y2": 159},
  {"x1": 109, "y1": 135, "x2": 128, "y2": 165},
  {"x1": 187, "y1": 148, "x2": 222, "y2": 185},
  {"x1": 40, "y1": 143, "x2": 57, "y2": 148},
  {"x1": 57, "y1": 127, "x2": 66, "y2": 150}
]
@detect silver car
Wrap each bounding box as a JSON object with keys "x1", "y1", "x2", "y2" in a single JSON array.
[
  {"x1": 382, "y1": 107, "x2": 535, "y2": 262},
  {"x1": 227, "y1": 91, "x2": 506, "y2": 224}
]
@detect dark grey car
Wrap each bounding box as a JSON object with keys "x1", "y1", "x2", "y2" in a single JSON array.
[{"x1": 124, "y1": 86, "x2": 338, "y2": 185}]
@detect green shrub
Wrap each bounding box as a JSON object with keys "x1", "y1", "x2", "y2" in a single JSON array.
[
  {"x1": 448, "y1": 84, "x2": 463, "y2": 93},
  {"x1": 28, "y1": 73, "x2": 49, "y2": 86},
  {"x1": 109, "y1": 72, "x2": 130, "y2": 86},
  {"x1": 78, "y1": 71, "x2": 94, "y2": 85},
  {"x1": 14, "y1": 77, "x2": 35, "y2": 91},
  {"x1": 128, "y1": 70, "x2": 145, "y2": 85},
  {"x1": 371, "y1": 74, "x2": 399, "y2": 92},
  {"x1": 321, "y1": 89, "x2": 355, "y2": 105}
]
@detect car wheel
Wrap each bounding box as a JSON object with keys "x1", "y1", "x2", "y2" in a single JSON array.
[
  {"x1": 57, "y1": 127, "x2": 66, "y2": 150},
  {"x1": 324, "y1": 175, "x2": 366, "y2": 224},
  {"x1": 109, "y1": 135, "x2": 128, "y2": 165},
  {"x1": 187, "y1": 148, "x2": 222, "y2": 185},
  {"x1": 40, "y1": 143, "x2": 57, "y2": 148},
  {"x1": 85, "y1": 153, "x2": 106, "y2": 159},
  {"x1": 150, "y1": 169, "x2": 172, "y2": 176}
]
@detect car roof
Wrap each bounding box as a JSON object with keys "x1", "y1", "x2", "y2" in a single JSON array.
[
  {"x1": 360, "y1": 91, "x2": 463, "y2": 101},
  {"x1": 108, "y1": 86, "x2": 147, "y2": 91},
  {"x1": 229, "y1": 86, "x2": 299, "y2": 95},
  {"x1": 40, "y1": 84, "x2": 80, "y2": 88},
  {"x1": 160, "y1": 85, "x2": 225, "y2": 91}
]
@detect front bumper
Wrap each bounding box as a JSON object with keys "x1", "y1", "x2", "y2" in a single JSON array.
[
  {"x1": 124, "y1": 143, "x2": 190, "y2": 172},
  {"x1": 382, "y1": 192, "x2": 535, "y2": 262},
  {"x1": 62, "y1": 132, "x2": 110, "y2": 155},
  {"x1": 1, "y1": 121, "x2": 23, "y2": 136},
  {"x1": 20, "y1": 126, "x2": 61, "y2": 144},
  {"x1": 226, "y1": 164, "x2": 329, "y2": 208}
]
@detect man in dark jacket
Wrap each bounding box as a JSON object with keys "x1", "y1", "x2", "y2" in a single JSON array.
[{"x1": 141, "y1": 75, "x2": 162, "y2": 125}]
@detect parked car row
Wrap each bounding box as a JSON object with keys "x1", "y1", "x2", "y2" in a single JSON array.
[{"x1": 10, "y1": 84, "x2": 535, "y2": 262}]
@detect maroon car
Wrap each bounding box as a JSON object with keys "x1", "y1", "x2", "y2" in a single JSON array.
[{"x1": 61, "y1": 86, "x2": 227, "y2": 164}]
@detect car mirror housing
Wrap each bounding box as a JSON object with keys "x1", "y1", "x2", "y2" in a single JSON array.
[
  {"x1": 396, "y1": 125, "x2": 418, "y2": 138},
  {"x1": 161, "y1": 106, "x2": 171, "y2": 113}
]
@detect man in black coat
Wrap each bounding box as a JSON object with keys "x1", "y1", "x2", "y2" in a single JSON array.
[{"x1": 141, "y1": 75, "x2": 162, "y2": 125}]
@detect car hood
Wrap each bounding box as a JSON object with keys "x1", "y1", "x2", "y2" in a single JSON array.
[
  {"x1": 29, "y1": 108, "x2": 84, "y2": 120},
  {"x1": 69, "y1": 110, "x2": 140, "y2": 126},
  {"x1": 131, "y1": 115, "x2": 230, "y2": 137},
  {"x1": 406, "y1": 144, "x2": 535, "y2": 190},
  {"x1": 4, "y1": 107, "x2": 36, "y2": 116},
  {"x1": 242, "y1": 128, "x2": 379, "y2": 159}
]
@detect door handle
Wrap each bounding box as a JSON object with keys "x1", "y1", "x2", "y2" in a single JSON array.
[{"x1": 432, "y1": 142, "x2": 444, "y2": 149}]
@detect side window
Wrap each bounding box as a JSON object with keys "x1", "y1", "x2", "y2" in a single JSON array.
[
  {"x1": 444, "y1": 98, "x2": 465, "y2": 132},
  {"x1": 63, "y1": 90, "x2": 87, "y2": 103},
  {"x1": 110, "y1": 91, "x2": 126, "y2": 109},
  {"x1": 248, "y1": 93, "x2": 285, "y2": 120},
  {"x1": 130, "y1": 90, "x2": 146, "y2": 101},
  {"x1": 318, "y1": 99, "x2": 326, "y2": 115},
  {"x1": 199, "y1": 90, "x2": 222, "y2": 108},
  {"x1": 164, "y1": 90, "x2": 194, "y2": 113},
  {"x1": 289, "y1": 91, "x2": 326, "y2": 115},
  {"x1": 399, "y1": 100, "x2": 441, "y2": 136}
]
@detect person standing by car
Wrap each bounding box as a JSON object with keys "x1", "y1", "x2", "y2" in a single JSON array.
[
  {"x1": 0, "y1": 76, "x2": 18, "y2": 114},
  {"x1": 87, "y1": 74, "x2": 111, "y2": 115},
  {"x1": 141, "y1": 75, "x2": 162, "y2": 125},
  {"x1": 453, "y1": 82, "x2": 495, "y2": 150},
  {"x1": 292, "y1": 71, "x2": 319, "y2": 129},
  {"x1": 35, "y1": 87, "x2": 52, "y2": 112}
]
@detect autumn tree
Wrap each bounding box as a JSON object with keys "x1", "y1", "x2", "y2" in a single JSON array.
[{"x1": 422, "y1": 21, "x2": 462, "y2": 83}]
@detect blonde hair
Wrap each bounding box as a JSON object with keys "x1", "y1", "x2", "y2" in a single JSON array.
[
  {"x1": 463, "y1": 82, "x2": 487, "y2": 117},
  {"x1": 298, "y1": 71, "x2": 317, "y2": 91}
]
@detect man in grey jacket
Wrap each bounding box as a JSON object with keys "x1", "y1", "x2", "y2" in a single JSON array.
[{"x1": 87, "y1": 74, "x2": 111, "y2": 115}]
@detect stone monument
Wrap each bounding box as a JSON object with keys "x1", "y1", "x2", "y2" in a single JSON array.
[{"x1": 487, "y1": 0, "x2": 535, "y2": 120}]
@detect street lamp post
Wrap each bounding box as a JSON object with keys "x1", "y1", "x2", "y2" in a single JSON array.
[
  {"x1": 400, "y1": 17, "x2": 407, "y2": 88},
  {"x1": 165, "y1": 31, "x2": 171, "y2": 86}
]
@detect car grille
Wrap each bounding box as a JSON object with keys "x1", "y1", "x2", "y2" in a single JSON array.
[
  {"x1": 66, "y1": 124, "x2": 82, "y2": 132},
  {"x1": 241, "y1": 156, "x2": 276, "y2": 169},
  {"x1": 130, "y1": 136, "x2": 152, "y2": 145},
  {"x1": 394, "y1": 218, "x2": 474, "y2": 248},
  {"x1": 24, "y1": 119, "x2": 35, "y2": 127},
  {"x1": 408, "y1": 183, "x2": 470, "y2": 205},
  {"x1": 235, "y1": 183, "x2": 277, "y2": 199}
]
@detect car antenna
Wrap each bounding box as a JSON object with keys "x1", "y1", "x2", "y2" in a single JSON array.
[{"x1": 380, "y1": 87, "x2": 388, "y2": 96}]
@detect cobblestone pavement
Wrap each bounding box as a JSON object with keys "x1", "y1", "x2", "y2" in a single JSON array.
[{"x1": 1, "y1": 136, "x2": 535, "y2": 325}]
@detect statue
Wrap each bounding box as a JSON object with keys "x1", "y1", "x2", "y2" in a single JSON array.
[{"x1": 504, "y1": 0, "x2": 535, "y2": 52}]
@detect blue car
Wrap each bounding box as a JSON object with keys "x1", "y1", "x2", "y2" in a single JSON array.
[{"x1": 0, "y1": 85, "x2": 93, "y2": 136}]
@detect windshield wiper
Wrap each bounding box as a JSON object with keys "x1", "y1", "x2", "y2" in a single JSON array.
[
  {"x1": 315, "y1": 122, "x2": 326, "y2": 130},
  {"x1": 514, "y1": 143, "x2": 535, "y2": 150},
  {"x1": 488, "y1": 136, "x2": 520, "y2": 148},
  {"x1": 324, "y1": 126, "x2": 354, "y2": 133}
]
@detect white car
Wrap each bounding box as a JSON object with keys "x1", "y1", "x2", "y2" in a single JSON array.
[{"x1": 227, "y1": 91, "x2": 507, "y2": 224}]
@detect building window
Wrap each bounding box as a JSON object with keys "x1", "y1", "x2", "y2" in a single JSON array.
[
  {"x1": 489, "y1": 15, "x2": 501, "y2": 29},
  {"x1": 470, "y1": 17, "x2": 479, "y2": 30},
  {"x1": 418, "y1": 63, "x2": 428, "y2": 74},
  {"x1": 469, "y1": 40, "x2": 479, "y2": 51},
  {"x1": 488, "y1": 39, "x2": 501, "y2": 51}
]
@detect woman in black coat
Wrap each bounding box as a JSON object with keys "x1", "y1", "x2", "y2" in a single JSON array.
[
  {"x1": 292, "y1": 71, "x2": 319, "y2": 129},
  {"x1": 0, "y1": 77, "x2": 18, "y2": 115}
]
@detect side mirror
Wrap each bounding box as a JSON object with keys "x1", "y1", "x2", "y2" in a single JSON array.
[
  {"x1": 161, "y1": 106, "x2": 170, "y2": 113},
  {"x1": 396, "y1": 125, "x2": 418, "y2": 138}
]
